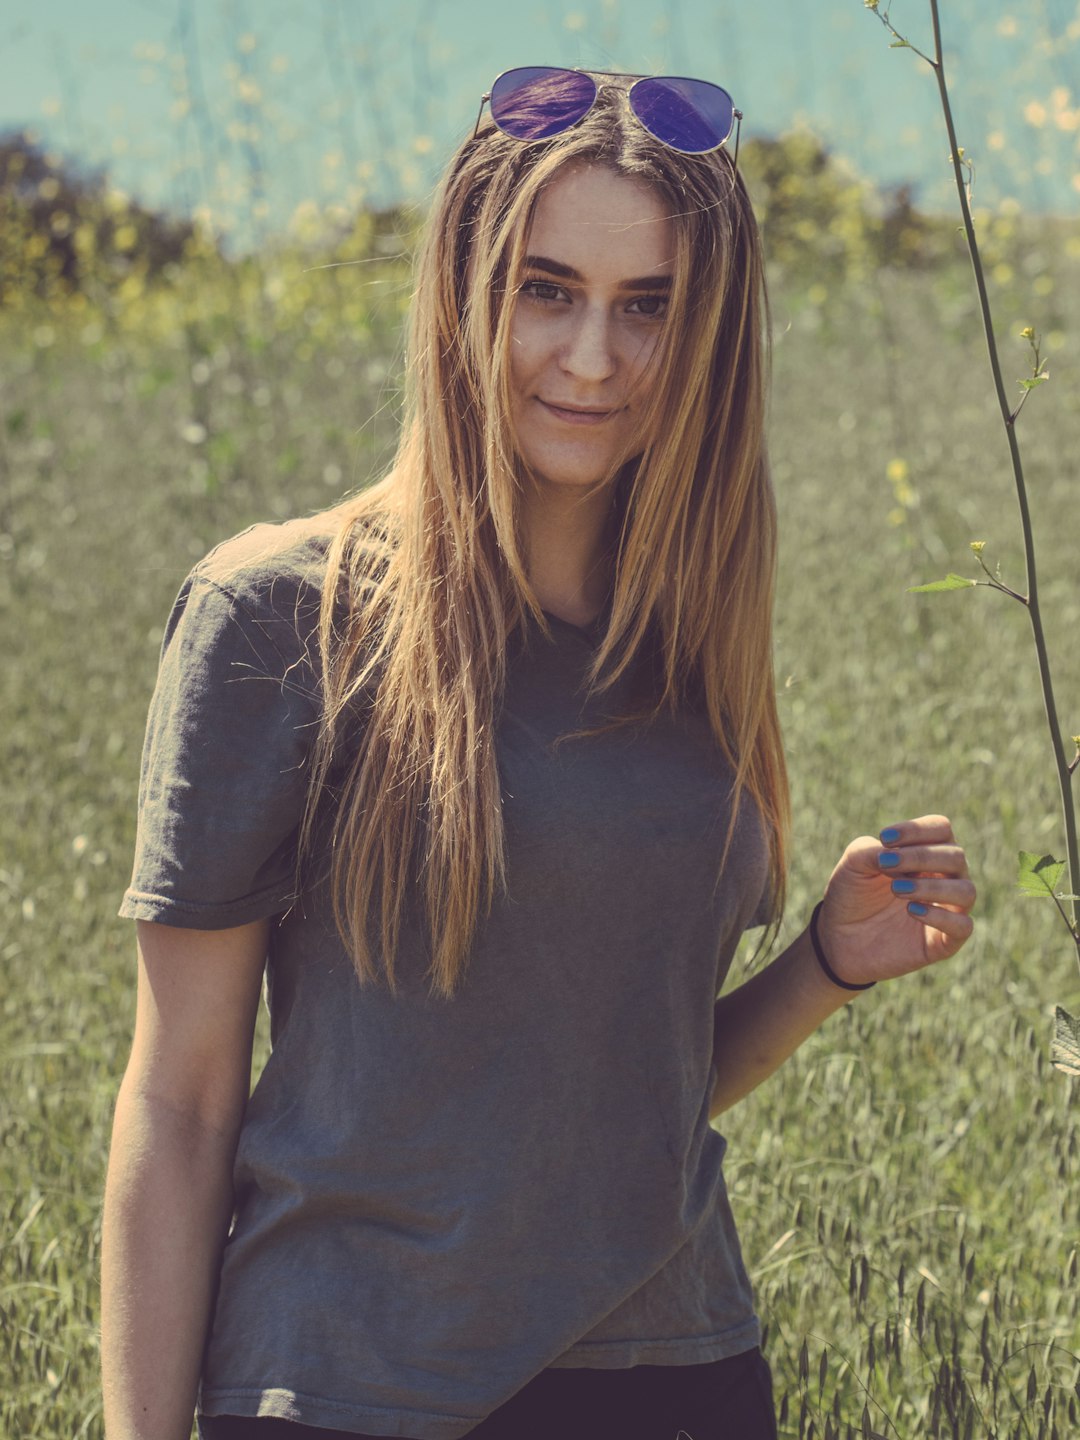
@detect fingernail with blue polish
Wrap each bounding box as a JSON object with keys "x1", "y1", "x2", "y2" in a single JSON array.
[
  {"x1": 878, "y1": 851, "x2": 901, "y2": 868},
  {"x1": 891, "y1": 878, "x2": 916, "y2": 895},
  {"x1": 908, "y1": 901, "x2": 929, "y2": 916},
  {"x1": 880, "y1": 827, "x2": 902, "y2": 845}
]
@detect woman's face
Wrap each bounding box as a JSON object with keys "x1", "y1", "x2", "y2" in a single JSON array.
[{"x1": 508, "y1": 162, "x2": 674, "y2": 494}]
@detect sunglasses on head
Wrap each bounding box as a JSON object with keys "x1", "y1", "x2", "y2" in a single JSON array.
[{"x1": 472, "y1": 66, "x2": 742, "y2": 166}]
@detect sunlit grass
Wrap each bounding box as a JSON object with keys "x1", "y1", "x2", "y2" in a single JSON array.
[{"x1": 2, "y1": 248, "x2": 1078, "y2": 1437}]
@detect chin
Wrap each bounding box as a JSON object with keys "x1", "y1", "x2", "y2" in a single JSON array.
[
  {"x1": 524, "y1": 443, "x2": 626, "y2": 491},
  {"x1": 532, "y1": 466, "x2": 618, "y2": 493}
]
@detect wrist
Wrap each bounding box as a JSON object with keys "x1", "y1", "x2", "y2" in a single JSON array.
[{"x1": 809, "y1": 901, "x2": 876, "y2": 993}]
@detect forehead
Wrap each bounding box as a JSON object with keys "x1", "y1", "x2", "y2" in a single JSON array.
[{"x1": 526, "y1": 163, "x2": 674, "y2": 275}]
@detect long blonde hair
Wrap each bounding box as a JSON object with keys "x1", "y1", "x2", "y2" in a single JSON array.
[{"x1": 300, "y1": 81, "x2": 789, "y2": 998}]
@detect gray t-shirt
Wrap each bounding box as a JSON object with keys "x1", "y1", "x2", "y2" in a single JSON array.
[{"x1": 120, "y1": 515, "x2": 773, "y2": 1439}]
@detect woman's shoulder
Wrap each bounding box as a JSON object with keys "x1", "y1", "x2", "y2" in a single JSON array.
[
  {"x1": 191, "y1": 506, "x2": 345, "y2": 615},
  {"x1": 190, "y1": 494, "x2": 397, "y2": 619}
]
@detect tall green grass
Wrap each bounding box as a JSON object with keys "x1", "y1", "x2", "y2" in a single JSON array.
[{"x1": 2, "y1": 252, "x2": 1078, "y2": 1436}]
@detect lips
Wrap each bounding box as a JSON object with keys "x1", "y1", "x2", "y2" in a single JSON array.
[{"x1": 538, "y1": 399, "x2": 618, "y2": 425}]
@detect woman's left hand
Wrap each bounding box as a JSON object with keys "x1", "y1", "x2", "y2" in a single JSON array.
[{"x1": 815, "y1": 814, "x2": 976, "y2": 987}]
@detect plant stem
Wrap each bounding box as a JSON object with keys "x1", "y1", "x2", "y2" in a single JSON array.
[{"x1": 926, "y1": 0, "x2": 1080, "y2": 956}]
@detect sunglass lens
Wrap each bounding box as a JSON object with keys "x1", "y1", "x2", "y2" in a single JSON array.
[
  {"x1": 629, "y1": 77, "x2": 735, "y2": 153},
  {"x1": 489, "y1": 67, "x2": 597, "y2": 141}
]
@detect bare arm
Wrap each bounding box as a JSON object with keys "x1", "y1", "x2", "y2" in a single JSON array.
[
  {"x1": 710, "y1": 927, "x2": 850, "y2": 1118},
  {"x1": 711, "y1": 816, "x2": 976, "y2": 1119},
  {"x1": 101, "y1": 919, "x2": 268, "y2": 1440}
]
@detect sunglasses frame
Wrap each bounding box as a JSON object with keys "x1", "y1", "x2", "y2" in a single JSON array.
[{"x1": 472, "y1": 66, "x2": 742, "y2": 170}]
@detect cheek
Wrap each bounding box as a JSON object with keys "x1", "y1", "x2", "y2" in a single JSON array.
[
  {"x1": 508, "y1": 313, "x2": 546, "y2": 393},
  {"x1": 508, "y1": 341, "x2": 528, "y2": 398},
  {"x1": 622, "y1": 333, "x2": 663, "y2": 405},
  {"x1": 622, "y1": 341, "x2": 666, "y2": 454}
]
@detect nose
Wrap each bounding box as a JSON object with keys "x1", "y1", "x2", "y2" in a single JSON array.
[{"x1": 559, "y1": 305, "x2": 617, "y2": 383}]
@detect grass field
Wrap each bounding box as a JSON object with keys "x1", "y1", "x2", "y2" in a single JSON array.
[{"x1": 2, "y1": 247, "x2": 1079, "y2": 1438}]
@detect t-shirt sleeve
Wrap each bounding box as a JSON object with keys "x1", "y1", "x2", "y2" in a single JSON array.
[
  {"x1": 119, "y1": 570, "x2": 321, "y2": 929},
  {"x1": 746, "y1": 875, "x2": 777, "y2": 930}
]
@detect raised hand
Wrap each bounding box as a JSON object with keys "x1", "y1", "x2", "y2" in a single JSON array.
[{"x1": 814, "y1": 814, "x2": 976, "y2": 988}]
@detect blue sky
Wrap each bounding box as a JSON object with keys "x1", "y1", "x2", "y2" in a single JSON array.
[{"x1": 3, "y1": 0, "x2": 1078, "y2": 242}]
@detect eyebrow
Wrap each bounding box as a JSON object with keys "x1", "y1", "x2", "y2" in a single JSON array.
[{"x1": 523, "y1": 254, "x2": 672, "y2": 292}]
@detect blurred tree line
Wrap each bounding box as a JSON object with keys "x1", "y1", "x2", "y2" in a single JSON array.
[
  {"x1": 0, "y1": 125, "x2": 1064, "y2": 348},
  {"x1": 0, "y1": 133, "x2": 195, "y2": 305}
]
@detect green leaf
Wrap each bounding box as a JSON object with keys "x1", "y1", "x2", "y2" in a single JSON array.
[
  {"x1": 1017, "y1": 850, "x2": 1066, "y2": 899},
  {"x1": 907, "y1": 574, "x2": 977, "y2": 594},
  {"x1": 889, "y1": 39, "x2": 910, "y2": 48},
  {"x1": 1018, "y1": 374, "x2": 1049, "y2": 392},
  {"x1": 1051, "y1": 1007, "x2": 1080, "y2": 1077}
]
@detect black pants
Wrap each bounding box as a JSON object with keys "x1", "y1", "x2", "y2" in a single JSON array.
[{"x1": 199, "y1": 1347, "x2": 777, "y2": 1440}]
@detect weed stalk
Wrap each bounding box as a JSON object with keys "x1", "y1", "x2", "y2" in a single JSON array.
[{"x1": 865, "y1": 0, "x2": 1080, "y2": 1056}]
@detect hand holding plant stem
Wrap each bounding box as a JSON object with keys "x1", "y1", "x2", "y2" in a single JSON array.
[{"x1": 863, "y1": 0, "x2": 1080, "y2": 1071}]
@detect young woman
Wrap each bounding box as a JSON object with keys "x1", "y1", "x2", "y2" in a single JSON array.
[{"x1": 100, "y1": 69, "x2": 975, "y2": 1440}]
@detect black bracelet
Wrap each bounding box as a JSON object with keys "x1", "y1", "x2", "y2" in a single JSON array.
[{"x1": 809, "y1": 902, "x2": 876, "y2": 992}]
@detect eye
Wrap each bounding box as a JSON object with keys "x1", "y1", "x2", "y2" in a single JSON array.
[
  {"x1": 627, "y1": 294, "x2": 668, "y2": 319},
  {"x1": 520, "y1": 278, "x2": 567, "y2": 303}
]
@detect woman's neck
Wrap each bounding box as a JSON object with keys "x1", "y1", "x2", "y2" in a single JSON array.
[{"x1": 520, "y1": 480, "x2": 614, "y2": 627}]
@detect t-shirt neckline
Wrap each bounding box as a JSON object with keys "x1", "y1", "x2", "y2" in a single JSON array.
[{"x1": 539, "y1": 600, "x2": 611, "y2": 643}]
